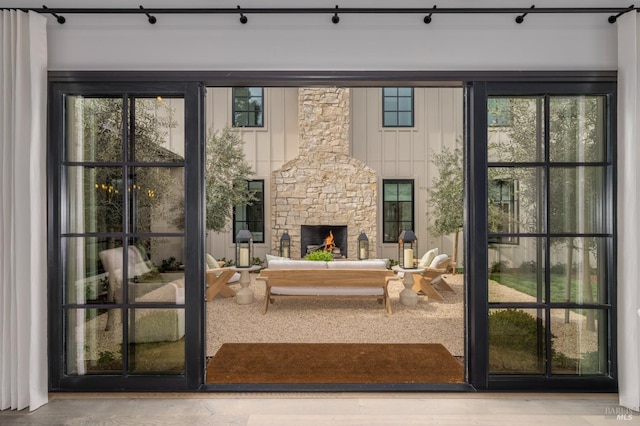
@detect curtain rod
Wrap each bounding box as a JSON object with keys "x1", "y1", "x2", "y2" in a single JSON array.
[{"x1": 6, "y1": 5, "x2": 637, "y2": 25}]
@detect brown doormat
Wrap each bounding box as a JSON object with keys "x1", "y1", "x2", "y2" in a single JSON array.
[{"x1": 206, "y1": 343, "x2": 464, "y2": 384}]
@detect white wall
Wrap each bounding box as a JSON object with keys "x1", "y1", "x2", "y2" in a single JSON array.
[{"x1": 31, "y1": 0, "x2": 626, "y2": 72}]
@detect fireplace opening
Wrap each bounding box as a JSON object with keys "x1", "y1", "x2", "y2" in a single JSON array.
[{"x1": 300, "y1": 225, "x2": 348, "y2": 258}]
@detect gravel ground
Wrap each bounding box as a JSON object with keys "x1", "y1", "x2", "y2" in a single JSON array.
[
  {"x1": 208, "y1": 273, "x2": 599, "y2": 360},
  {"x1": 207, "y1": 274, "x2": 465, "y2": 357}
]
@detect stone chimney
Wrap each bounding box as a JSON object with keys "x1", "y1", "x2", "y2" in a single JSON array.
[{"x1": 271, "y1": 88, "x2": 378, "y2": 258}]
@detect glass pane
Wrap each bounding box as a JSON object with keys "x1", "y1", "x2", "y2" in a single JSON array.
[
  {"x1": 234, "y1": 87, "x2": 249, "y2": 98},
  {"x1": 397, "y1": 183, "x2": 413, "y2": 201},
  {"x1": 65, "y1": 166, "x2": 124, "y2": 234},
  {"x1": 384, "y1": 112, "x2": 397, "y2": 126},
  {"x1": 551, "y1": 309, "x2": 608, "y2": 375},
  {"x1": 129, "y1": 237, "x2": 185, "y2": 303},
  {"x1": 549, "y1": 166, "x2": 607, "y2": 234},
  {"x1": 399, "y1": 202, "x2": 413, "y2": 221},
  {"x1": 383, "y1": 87, "x2": 397, "y2": 97},
  {"x1": 488, "y1": 167, "x2": 545, "y2": 235},
  {"x1": 130, "y1": 167, "x2": 184, "y2": 233},
  {"x1": 399, "y1": 97, "x2": 412, "y2": 111},
  {"x1": 489, "y1": 308, "x2": 546, "y2": 374},
  {"x1": 384, "y1": 97, "x2": 398, "y2": 111},
  {"x1": 398, "y1": 112, "x2": 413, "y2": 126},
  {"x1": 384, "y1": 222, "x2": 399, "y2": 243},
  {"x1": 66, "y1": 308, "x2": 123, "y2": 375},
  {"x1": 398, "y1": 87, "x2": 412, "y2": 96},
  {"x1": 64, "y1": 237, "x2": 114, "y2": 305},
  {"x1": 133, "y1": 97, "x2": 184, "y2": 163},
  {"x1": 384, "y1": 183, "x2": 398, "y2": 201},
  {"x1": 234, "y1": 112, "x2": 248, "y2": 127},
  {"x1": 65, "y1": 96, "x2": 123, "y2": 163},
  {"x1": 384, "y1": 202, "x2": 398, "y2": 221},
  {"x1": 488, "y1": 237, "x2": 546, "y2": 303},
  {"x1": 128, "y1": 308, "x2": 185, "y2": 374},
  {"x1": 549, "y1": 237, "x2": 607, "y2": 304},
  {"x1": 248, "y1": 87, "x2": 262, "y2": 97},
  {"x1": 549, "y1": 96, "x2": 606, "y2": 163},
  {"x1": 488, "y1": 97, "x2": 545, "y2": 163}
]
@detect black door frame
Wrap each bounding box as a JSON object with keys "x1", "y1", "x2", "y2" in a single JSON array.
[
  {"x1": 48, "y1": 81, "x2": 205, "y2": 391},
  {"x1": 48, "y1": 71, "x2": 617, "y2": 392}
]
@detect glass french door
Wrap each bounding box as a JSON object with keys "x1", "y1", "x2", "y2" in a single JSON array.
[
  {"x1": 467, "y1": 82, "x2": 617, "y2": 391},
  {"x1": 48, "y1": 82, "x2": 205, "y2": 391}
]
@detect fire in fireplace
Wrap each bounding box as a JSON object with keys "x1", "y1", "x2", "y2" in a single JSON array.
[{"x1": 300, "y1": 225, "x2": 348, "y2": 258}]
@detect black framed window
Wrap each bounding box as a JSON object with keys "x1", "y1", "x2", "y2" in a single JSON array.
[
  {"x1": 232, "y1": 87, "x2": 264, "y2": 127},
  {"x1": 383, "y1": 87, "x2": 414, "y2": 127},
  {"x1": 478, "y1": 86, "x2": 616, "y2": 391},
  {"x1": 382, "y1": 179, "x2": 414, "y2": 243},
  {"x1": 48, "y1": 81, "x2": 205, "y2": 392},
  {"x1": 233, "y1": 180, "x2": 264, "y2": 243}
]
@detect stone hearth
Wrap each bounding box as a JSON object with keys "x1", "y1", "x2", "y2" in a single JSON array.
[{"x1": 271, "y1": 88, "x2": 377, "y2": 258}]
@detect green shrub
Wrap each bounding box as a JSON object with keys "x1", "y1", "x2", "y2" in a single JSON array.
[
  {"x1": 490, "y1": 260, "x2": 509, "y2": 273},
  {"x1": 159, "y1": 257, "x2": 182, "y2": 272},
  {"x1": 489, "y1": 309, "x2": 553, "y2": 354},
  {"x1": 304, "y1": 250, "x2": 334, "y2": 261}
]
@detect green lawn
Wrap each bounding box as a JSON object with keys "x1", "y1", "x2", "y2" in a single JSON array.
[{"x1": 489, "y1": 271, "x2": 598, "y2": 303}]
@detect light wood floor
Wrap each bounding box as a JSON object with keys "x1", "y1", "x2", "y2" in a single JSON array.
[{"x1": 0, "y1": 392, "x2": 631, "y2": 425}]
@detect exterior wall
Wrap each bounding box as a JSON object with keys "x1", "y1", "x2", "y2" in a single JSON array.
[
  {"x1": 271, "y1": 88, "x2": 378, "y2": 259},
  {"x1": 205, "y1": 87, "x2": 299, "y2": 260},
  {"x1": 351, "y1": 87, "x2": 464, "y2": 263}
]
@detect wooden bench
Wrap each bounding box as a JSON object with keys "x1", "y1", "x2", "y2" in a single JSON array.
[{"x1": 256, "y1": 269, "x2": 400, "y2": 315}]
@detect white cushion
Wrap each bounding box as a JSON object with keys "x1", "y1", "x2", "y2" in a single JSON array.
[
  {"x1": 429, "y1": 253, "x2": 449, "y2": 269},
  {"x1": 268, "y1": 259, "x2": 328, "y2": 269},
  {"x1": 326, "y1": 260, "x2": 387, "y2": 270},
  {"x1": 270, "y1": 286, "x2": 384, "y2": 296},
  {"x1": 418, "y1": 248, "x2": 439, "y2": 268},
  {"x1": 205, "y1": 254, "x2": 218, "y2": 270},
  {"x1": 265, "y1": 253, "x2": 287, "y2": 267}
]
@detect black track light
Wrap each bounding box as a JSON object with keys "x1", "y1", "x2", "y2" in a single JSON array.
[
  {"x1": 609, "y1": 4, "x2": 634, "y2": 24},
  {"x1": 424, "y1": 5, "x2": 437, "y2": 24},
  {"x1": 238, "y1": 5, "x2": 248, "y2": 24},
  {"x1": 515, "y1": 5, "x2": 535, "y2": 24},
  {"x1": 332, "y1": 5, "x2": 340, "y2": 24},
  {"x1": 139, "y1": 6, "x2": 156, "y2": 24},
  {"x1": 42, "y1": 5, "x2": 65, "y2": 24}
]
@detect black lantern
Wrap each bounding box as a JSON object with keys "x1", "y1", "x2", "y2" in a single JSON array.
[
  {"x1": 398, "y1": 230, "x2": 417, "y2": 269},
  {"x1": 235, "y1": 229, "x2": 253, "y2": 268},
  {"x1": 280, "y1": 229, "x2": 291, "y2": 258},
  {"x1": 357, "y1": 230, "x2": 369, "y2": 260}
]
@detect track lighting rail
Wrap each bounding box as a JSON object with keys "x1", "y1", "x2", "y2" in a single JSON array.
[{"x1": 4, "y1": 5, "x2": 637, "y2": 25}]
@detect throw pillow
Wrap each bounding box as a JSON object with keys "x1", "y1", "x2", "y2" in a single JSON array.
[
  {"x1": 206, "y1": 254, "x2": 218, "y2": 270},
  {"x1": 418, "y1": 248, "x2": 439, "y2": 268},
  {"x1": 429, "y1": 253, "x2": 449, "y2": 269},
  {"x1": 265, "y1": 253, "x2": 287, "y2": 267}
]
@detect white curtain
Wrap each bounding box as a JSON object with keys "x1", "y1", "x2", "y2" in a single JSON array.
[
  {"x1": 0, "y1": 10, "x2": 48, "y2": 411},
  {"x1": 617, "y1": 12, "x2": 640, "y2": 412}
]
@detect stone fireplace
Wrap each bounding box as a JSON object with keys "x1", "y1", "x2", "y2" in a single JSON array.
[
  {"x1": 271, "y1": 88, "x2": 377, "y2": 258},
  {"x1": 300, "y1": 225, "x2": 348, "y2": 258}
]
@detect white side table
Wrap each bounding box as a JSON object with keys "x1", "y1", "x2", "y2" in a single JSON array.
[
  {"x1": 392, "y1": 265, "x2": 425, "y2": 306},
  {"x1": 230, "y1": 265, "x2": 260, "y2": 305}
]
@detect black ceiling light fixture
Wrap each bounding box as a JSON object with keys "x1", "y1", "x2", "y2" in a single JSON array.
[
  {"x1": 608, "y1": 4, "x2": 635, "y2": 23},
  {"x1": 139, "y1": 5, "x2": 156, "y2": 24},
  {"x1": 41, "y1": 5, "x2": 65, "y2": 24},
  {"x1": 22, "y1": 5, "x2": 640, "y2": 26},
  {"x1": 423, "y1": 5, "x2": 436, "y2": 24},
  {"x1": 238, "y1": 5, "x2": 248, "y2": 24},
  {"x1": 515, "y1": 4, "x2": 535, "y2": 24}
]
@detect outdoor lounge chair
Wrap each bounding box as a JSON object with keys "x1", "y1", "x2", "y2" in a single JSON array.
[
  {"x1": 205, "y1": 254, "x2": 241, "y2": 301},
  {"x1": 412, "y1": 253, "x2": 455, "y2": 301}
]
